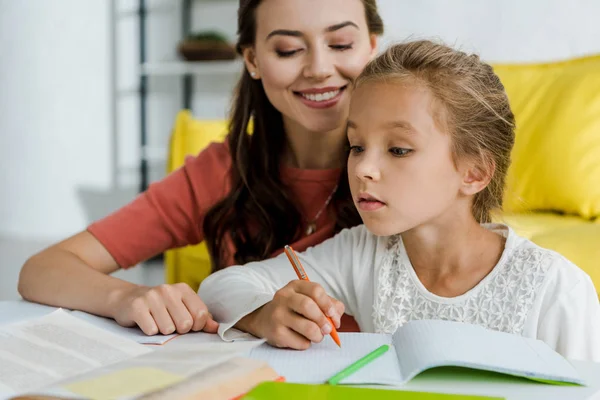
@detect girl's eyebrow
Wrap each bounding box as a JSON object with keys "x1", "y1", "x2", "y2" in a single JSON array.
[
  {"x1": 347, "y1": 120, "x2": 418, "y2": 135},
  {"x1": 384, "y1": 120, "x2": 418, "y2": 135},
  {"x1": 266, "y1": 21, "x2": 359, "y2": 40}
]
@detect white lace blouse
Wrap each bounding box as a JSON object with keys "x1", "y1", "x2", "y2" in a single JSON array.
[{"x1": 199, "y1": 224, "x2": 600, "y2": 362}]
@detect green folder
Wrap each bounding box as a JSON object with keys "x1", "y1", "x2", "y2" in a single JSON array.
[{"x1": 242, "y1": 382, "x2": 504, "y2": 400}]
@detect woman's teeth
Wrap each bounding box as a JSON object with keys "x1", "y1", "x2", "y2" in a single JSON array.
[{"x1": 301, "y1": 90, "x2": 340, "y2": 102}]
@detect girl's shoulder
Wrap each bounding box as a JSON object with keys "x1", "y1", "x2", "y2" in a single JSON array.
[{"x1": 502, "y1": 225, "x2": 593, "y2": 295}]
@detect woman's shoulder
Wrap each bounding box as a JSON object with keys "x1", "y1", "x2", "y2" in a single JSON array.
[{"x1": 183, "y1": 141, "x2": 231, "y2": 171}]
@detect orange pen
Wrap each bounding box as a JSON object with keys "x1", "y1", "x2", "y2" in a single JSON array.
[{"x1": 283, "y1": 245, "x2": 342, "y2": 347}]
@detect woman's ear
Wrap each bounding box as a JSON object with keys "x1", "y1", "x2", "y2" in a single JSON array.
[
  {"x1": 368, "y1": 34, "x2": 379, "y2": 59},
  {"x1": 243, "y1": 47, "x2": 261, "y2": 79},
  {"x1": 460, "y1": 158, "x2": 495, "y2": 196}
]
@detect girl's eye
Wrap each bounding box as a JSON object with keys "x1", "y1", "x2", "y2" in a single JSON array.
[
  {"x1": 349, "y1": 145, "x2": 364, "y2": 154},
  {"x1": 390, "y1": 147, "x2": 412, "y2": 157},
  {"x1": 330, "y1": 44, "x2": 353, "y2": 51},
  {"x1": 276, "y1": 49, "x2": 301, "y2": 57}
]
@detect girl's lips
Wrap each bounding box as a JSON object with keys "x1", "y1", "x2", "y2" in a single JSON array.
[{"x1": 357, "y1": 199, "x2": 386, "y2": 212}]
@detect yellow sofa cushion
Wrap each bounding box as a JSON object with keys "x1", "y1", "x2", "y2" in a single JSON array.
[
  {"x1": 164, "y1": 111, "x2": 229, "y2": 291},
  {"x1": 493, "y1": 211, "x2": 591, "y2": 239},
  {"x1": 494, "y1": 212, "x2": 599, "y2": 294},
  {"x1": 529, "y1": 224, "x2": 600, "y2": 294},
  {"x1": 493, "y1": 55, "x2": 600, "y2": 219}
]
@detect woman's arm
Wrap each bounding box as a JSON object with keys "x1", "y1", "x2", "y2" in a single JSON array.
[
  {"x1": 19, "y1": 230, "x2": 217, "y2": 335},
  {"x1": 17, "y1": 145, "x2": 230, "y2": 335}
]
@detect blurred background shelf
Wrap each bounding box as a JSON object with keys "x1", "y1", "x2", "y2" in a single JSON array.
[{"x1": 140, "y1": 60, "x2": 243, "y2": 76}]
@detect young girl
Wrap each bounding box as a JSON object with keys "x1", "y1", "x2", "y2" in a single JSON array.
[
  {"x1": 18, "y1": 0, "x2": 382, "y2": 336},
  {"x1": 199, "y1": 40, "x2": 600, "y2": 362}
]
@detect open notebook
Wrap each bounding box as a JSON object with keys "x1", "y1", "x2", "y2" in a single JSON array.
[{"x1": 247, "y1": 319, "x2": 585, "y2": 386}]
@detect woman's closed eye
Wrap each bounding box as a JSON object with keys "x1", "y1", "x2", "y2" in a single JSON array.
[
  {"x1": 276, "y1": 48, "x2": 302, "y2": 57},
  {"x1": 389, "y1": 147, "x2": 412, "y2": 157},
  {"x1": 276, "y1": 43, "x2": 354, "y2": 58},
  {"x1": 330, "y1": 43, "x2": 353, "y2": 51}
]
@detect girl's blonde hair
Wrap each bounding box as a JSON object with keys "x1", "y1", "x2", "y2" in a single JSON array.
[{"x1": 355, "y1": 40, "x2": 515, "y2": 223}]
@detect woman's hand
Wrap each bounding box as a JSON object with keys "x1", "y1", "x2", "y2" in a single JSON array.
[
  {"x1": 111, "y1": 283, "x2": 219, "y2": 335},
  {"x1": 236, "y1": 280, "x2": 345, "y2": 350}
]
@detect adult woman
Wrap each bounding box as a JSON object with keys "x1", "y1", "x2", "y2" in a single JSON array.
[{"x1": 18, "y1": 0, "x2": 383, "y2": 336}]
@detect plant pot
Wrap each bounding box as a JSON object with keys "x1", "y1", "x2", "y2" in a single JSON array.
[{"x1": 177, "y1": 40, "x2": 237, "y2": 61}]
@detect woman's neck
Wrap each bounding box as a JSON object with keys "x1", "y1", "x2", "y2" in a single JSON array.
[
  {"x1": 281, "y1": 118, "x2": 347, "y2": 170},
  {"x1": 401, "y1": 208, "x2": 506, "y2": 298}
]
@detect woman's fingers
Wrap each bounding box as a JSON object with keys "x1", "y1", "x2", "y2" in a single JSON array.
[
  {"x1": 163, "y1": 296, "x2": 194, "y2": 334},
  {"x1": 130, "y1": 302, "x2": 159, "y2": 335},
  {"x1": 202, "y1": 313, "x2": 219, "y2": 333},
  {"x1": 146, "y1": 290, "x2": 177, "y2": 335},
  {"x1": 180, "y1": 288, "x2": 214, "y2": 332},
  {"x1": 120, "y1": 283, "x2": 218, "y2": 336}
]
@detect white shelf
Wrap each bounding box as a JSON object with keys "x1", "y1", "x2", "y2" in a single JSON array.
[{"x1": 141, "y1": 60, "x2": 244, "y2": 76}]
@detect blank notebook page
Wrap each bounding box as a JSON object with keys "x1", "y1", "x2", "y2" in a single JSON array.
[
  {"x1": 393, "y1": 319, "x2": 583, "y2": 384},
  {"x1": 247, "y1": 333, "x2": 402, "y2": 384}
]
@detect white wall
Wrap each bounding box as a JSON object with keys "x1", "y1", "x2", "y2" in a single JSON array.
[
  {"x1": 1, "y1": 0, "x2": 600, "y2": 241},
  {"x1": 0, "y1": 0, "x2": 113, "y2": 239},
  {"x1": 377, "y1": 0, "x2": 600, "y2": 63}
]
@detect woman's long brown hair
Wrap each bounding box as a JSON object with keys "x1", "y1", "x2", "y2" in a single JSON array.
[{"x1": 203, "y1": 0, "x2": 384, "y2": 271}]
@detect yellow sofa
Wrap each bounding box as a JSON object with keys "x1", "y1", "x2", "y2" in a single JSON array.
[
  {"x1": 165, "y1": 55, "x2": 600, "y2": 295},
  {"x1": 492, "y1": 54, "x2": 600, "y2": 293},
  {"x1": 164, "y1": 111, "x2": 228, "y2": 291}
]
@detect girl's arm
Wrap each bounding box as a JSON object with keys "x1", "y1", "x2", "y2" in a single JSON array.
[{"x1": 199, "y1": 225, "x2": 373, "y2": 348}]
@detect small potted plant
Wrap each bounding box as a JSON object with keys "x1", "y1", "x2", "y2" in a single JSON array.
[{"x1": 177, "y1": 30, "x2": 236, "y2": 61}]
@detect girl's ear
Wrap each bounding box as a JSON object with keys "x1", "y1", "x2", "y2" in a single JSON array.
[
  {"x1": 460, "y1": 158, "x2": 495, "y2": 196},
  {"x1": 243, "y1": 47, "x2": 261, "y2": 79}
]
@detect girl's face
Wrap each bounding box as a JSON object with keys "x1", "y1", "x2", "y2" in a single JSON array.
[
  {"x1": 347, "y1": 81, "x2": 473, "y2": 236},
  {"x1": 246, "y1": 0, "x2": 377, "y2": 134}
]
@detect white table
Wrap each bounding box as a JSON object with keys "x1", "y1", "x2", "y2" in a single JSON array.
[{"x1": 1, "y1": 300, "x2": 599, "y2": 400}]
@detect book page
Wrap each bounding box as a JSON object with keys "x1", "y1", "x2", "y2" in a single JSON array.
[
  {"x1": 392, "y1": 319, "x2": 584, "y2": 385},
  {"x1": 48, "y1": 331, "x2": 266, "y2": 399},
  {"x1": 0, "y1": 309, "x2": 151, "y2": 396},
  {"x1": 247, "y1": 333, "x2": 402, "y2": 384},
  {"x1": 70, "y1": 310, "x2": 177, "y2": 345}
]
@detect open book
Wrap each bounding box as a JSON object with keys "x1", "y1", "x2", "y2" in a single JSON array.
[
  {"x1": 247, "y1": 319, "x2": 585, "y2": 386},
  {"x1": 0, "y1": 301, "x2": 176, "y2": 345}
]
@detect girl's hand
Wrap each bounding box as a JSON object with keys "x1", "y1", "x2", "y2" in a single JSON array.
[
  {"x1": 112, "y1": 283, "x2": 219, "y2": 335},
  {"x1": 236, "y1": 280, "x2": 345, "y2": 350}
]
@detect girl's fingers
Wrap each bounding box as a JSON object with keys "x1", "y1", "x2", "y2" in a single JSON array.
[
  {"x1": 270, "y1": 325, "x2": 312, "y2": 350},
  {"x1": 287, "y1": 293, "x2": 331, "y2": 336},
  {"x1": 292, "y1": 281, "x2": 344, "y2": 326},
  {"x1": 285, "y1": 311, "x2": 325, "y2": 344}
]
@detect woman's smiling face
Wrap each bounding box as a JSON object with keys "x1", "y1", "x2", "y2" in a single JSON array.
[{"x1": 246, "y1": 0, "x2": 377, "y2": 134}]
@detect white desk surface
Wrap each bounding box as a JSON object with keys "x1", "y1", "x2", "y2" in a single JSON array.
[{"x1": 1, "y1": 300, "x2": 599, "y2": 400}]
